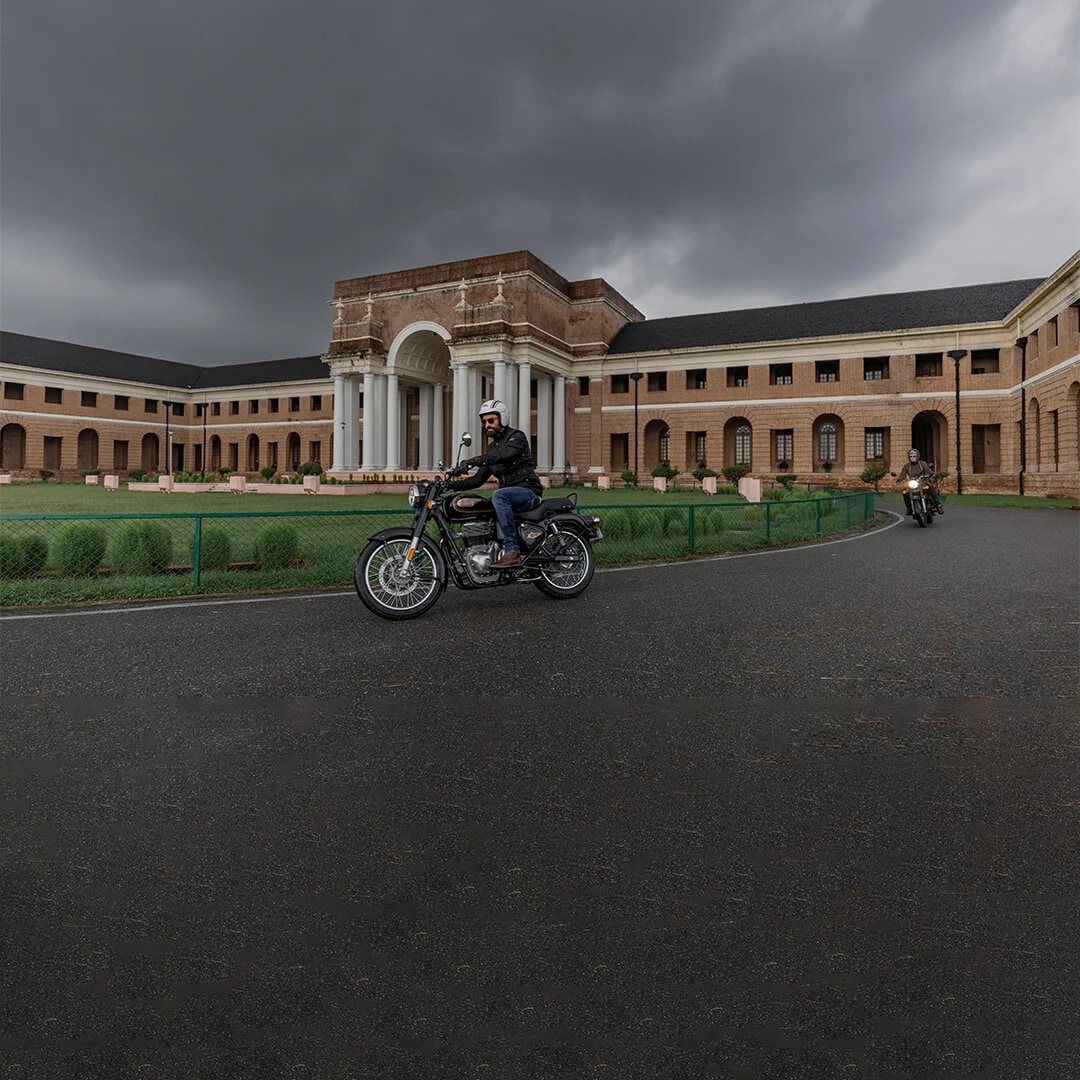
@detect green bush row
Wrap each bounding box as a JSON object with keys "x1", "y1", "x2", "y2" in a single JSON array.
[{"x1": 0, "y1": 522, "x2": 301, "y2": 578}]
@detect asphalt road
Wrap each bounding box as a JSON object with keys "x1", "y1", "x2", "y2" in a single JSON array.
[{"x1": 2, "y1": 504, "x2": 1078, "y2": 1079}]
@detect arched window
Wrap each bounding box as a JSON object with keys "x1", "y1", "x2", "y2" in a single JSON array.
[
  {"x1": 735, "y1": 424, "x2": 751, "y2": 466},
  {"x1": 819, "y1": 423, "x2": 837, "y2": 462}
]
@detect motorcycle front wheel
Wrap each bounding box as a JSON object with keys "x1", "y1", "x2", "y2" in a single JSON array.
[
  {"x1": 534, "y1": 530, "x2": 596, "y2": 599},
  {"x1": 355, "y1": 536, "x2": 444, "y2": 620}
]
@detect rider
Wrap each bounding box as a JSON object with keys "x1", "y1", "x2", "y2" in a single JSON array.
[
  {"x1": 447, "y1": 399, "x2": 543, "y2": 567},
  {"x1": 897, "y1": 448, "x2": 942, "y2": 515}
]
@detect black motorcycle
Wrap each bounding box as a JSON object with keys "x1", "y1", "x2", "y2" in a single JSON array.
[
  {"x1": 892, "y1": 468, "x2": 940, "y2": 528},
  {"x1": 354, "y1": 435, "x2": 603, "y2": 620}
]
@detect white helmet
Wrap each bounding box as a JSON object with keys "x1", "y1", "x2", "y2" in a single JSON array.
[{"x1": 478, "y1": 399, "x2": 509, "y2": 426}]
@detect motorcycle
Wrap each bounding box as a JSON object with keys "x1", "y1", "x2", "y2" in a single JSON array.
[
  {"x1": 891, "y1": 468, "x2": 940, "y2": 528},
  {"x1": 354, "y1": 434, "x2": 604, "y2": 620}
]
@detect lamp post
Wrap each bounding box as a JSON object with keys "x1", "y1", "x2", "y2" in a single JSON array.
[
  {"x1": 1016, "y1": 336, "x2": 1028, "y2": 495},
  {"x1": 162, "y1": 399, "x2": 171, "y2": 474},
  {"x1": 947, "y1": 349, "x2": 967, "y2": 494},
  {"x1": 630, "y1": 372, "x2": 643, "y2": 480}
]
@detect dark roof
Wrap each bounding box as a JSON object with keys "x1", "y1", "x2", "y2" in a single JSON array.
[
  {"x1": 0, "y1": 331, "x2": 326, "y2": 389},
  {"x1": 607, "y1": 278, "x2": 1045, "y2": 355}
]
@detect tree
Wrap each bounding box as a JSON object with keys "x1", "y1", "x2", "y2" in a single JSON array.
[{"x1": 860, "y1": 462, "x2": 888, "y2": 492}]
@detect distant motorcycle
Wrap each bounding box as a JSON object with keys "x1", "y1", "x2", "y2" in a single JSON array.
[
  {"x1": 354, "y1": 434, "x2": 603, "y2": 620},
  {"x1": 891, "y1": 468, "x2": 940, "y2": 528}
]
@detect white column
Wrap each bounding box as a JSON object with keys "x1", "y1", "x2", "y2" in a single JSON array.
[
  {"x1": 452, "y1": 364, "x2": 468, "y2": 455},
  {"x1": 518, "y1": 361, "x2": 532, "y2": 442},
  {"x1": 385, "y1": 372, "x2": 401, "y2": 471},
  {"x1": 419, "y1": 384, "x2": 434, "y2": 470},
  {"x1": 343, "y1": 375, "x2": 361, "y2": 471},
  {"x1": 494, "y1": 359, "x2": 508, "y2": 414},
  {"x1": 467, "y1": 365, "x2": 481, "y2": 433},
  {"x1": 331, "y1": 375, "x2": 346, "y2": 471},
  {"x1": 433, "y1": 384, "x2": 445, "y2": 467},
  {"x1": 553, "y1": 375, "x2": 566, "y2": 473},
  {"x1": 361, "y1": 371, "x2": 376, "y2": 470},
  {"x1": 371, "y1": 374, "x2": 387, "y2": 470},
  {"x1": 536, "y1": 372, "x2": 552, "y2": 471}
]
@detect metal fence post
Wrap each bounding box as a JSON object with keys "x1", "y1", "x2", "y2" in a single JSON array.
[
  {"x1": 688, "y1": 505, "x2": 696, "y2": 553},
  {"x1": 765, "y1": 500, "x2": 771, "y2": 542},
  {"x1": 815, "y1": 497, "x2": 822, "y2": 534},
  {"x1": 192, "y1": 516, "x2": 202, "y2": 595}
]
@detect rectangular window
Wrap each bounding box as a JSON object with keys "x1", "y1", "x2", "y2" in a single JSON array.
[
  {"x1": 865, "y1": 428, "x2": 885, "y2": 459},
  {"x1": 611, "y1": 374, "x2": 630, "y2": 394},
  {"x1": 1029, "y1": 329, "x2": 1039, "y2": 358},
  {"x1": 727, "y1": 366, "x2": 749, "y2": 388},
  {"x1": 1071, "y1": 303, "x2": 1080, "y2": 336},
  {"x1": 311, "y1": 395, "x2": 323, "y2": 410},
  {"x1": 228, "y1": 443, "x2": 239, "y2": 470},
  {"x1": 863, "y1": 357, "x2": 889, "y2": 381},
  {"x1": 45, "y1": 387, "x2": 63, "y2": 404},
  {"x1": 610, "y1": 432, "x2": 629, "y2": 473},
  {"x1": 4, "y1": 383, "x2": 25, "y2": 400},
  {"x1": 578, "y1": 377, "x2": 590, "y2": 396},
  {"x1": 113, "y1": 440, "x2": 128, "y2": 471},
  {"x1": 171, "y1": 402, "x2": 184, "y2": 417},
  {"x1": 212, "y1": 402, "x2": 221, "y2": 416},
  {"x1": 694, "y1": 432, "x2": 707, "y2": 464},
  {"x1": 647, "y1": 372, "x2": 667, "y2": 392},
  {"x1": 686, "y1": 369, "x2": 707, "y2": 390},
  {"x1": 775, "y1": 430, "x2": 793, "y2": 464},
  {"x1": 43, "y1": 436, "x2": 62, "y2": 469},
  {"x1": 816, "y1": 361, "x2": 839, "y2": 383},
  {"x1": 310, "y1": 440, "x2": 322, "y2": 464},
  {"x1": 529, "y1": 380, "x2": 537, "y2": 400},
  {"x1": 230, "y1": 401, "x2": 240, "y2": 415},
  {"x1": 289, "y1": 396, "x2": 301, "y2": 411},
  {"x1": 269, "y1": 398, "x2": 280, "y2": 413},
  {"x1": 770, "y1": 363, "x2": 792, "y2": 385},
  {"x1": 195, "y1": 403, "x2": 205, "y2": 417},
  {"x1": 1051, "y1": 410, "x2": 1059, "y2": 470},
  {"x1": 268, "y1": 441, "x2": 279, "y2": 467},
  {"x1": 915, "y1": 353, "x2": 943, "y2": 377},
  {"x1": 1047, "y1": 317, "x2": 1058, "y2": 349},
  {"x1": 115, "y1": 394, "x2": 128, "y2": 410},
  {"x1": 145, "y1": 399, "x2": 158, "y2": 413},
  {"x1": 971, "y1": 348, "x2": 1000, "y2": 375},
  {"x1": 81, "y1": 391, "x2": 98, "y2": 407},
  {"x1": 249, "y1": 400, "x2": 259, "y2": 414}
]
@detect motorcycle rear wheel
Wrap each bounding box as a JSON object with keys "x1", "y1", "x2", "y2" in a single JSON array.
[
  {"x1": 355, "y1": 536, "x2": 443, "y2": 620},
  {"x1": 534, "y1": 530, "x2": 595, "y2": 598}
]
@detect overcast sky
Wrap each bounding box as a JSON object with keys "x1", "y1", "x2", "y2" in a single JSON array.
[{"x1": 2, "y1": 0, "x2": 1077, "y2": 365}]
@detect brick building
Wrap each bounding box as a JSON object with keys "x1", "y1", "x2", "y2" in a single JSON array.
[{"x1": 2, "y1": 248, "x2": 1078, "y2": 495}]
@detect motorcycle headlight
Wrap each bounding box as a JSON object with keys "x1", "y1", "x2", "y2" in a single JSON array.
[
  {"x1": 907, "y1": 479, "x2": 920, "y2": 489},
  {"x1": 408, "y1": 483, "x2": 423, "y2": 507}
]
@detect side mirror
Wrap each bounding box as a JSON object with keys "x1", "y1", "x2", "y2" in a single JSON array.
[
  {"x1": 437, "y1": 460, "x2": 445, "y2": 470},
  {"x1": 889, "y1": 471, "x2": 898, "y2": 477},
  {"x1": 461, "y1": 433, "x2": 473, "y2": 447}
]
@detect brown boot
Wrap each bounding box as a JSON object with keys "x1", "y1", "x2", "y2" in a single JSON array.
[{"x1": 493, "y1": 550, "x2": 522, "y2": 568}]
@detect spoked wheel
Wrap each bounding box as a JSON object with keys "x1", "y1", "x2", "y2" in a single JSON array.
[
  {"x1": 533, "y1": 530, "x2": 596, "y2": 599},
  {"x1": 914, "y1": 508, "x2": 927, "y2": 527},
  {"x1": 355, "y1": 536, "x2": 444, "y2": 620}
]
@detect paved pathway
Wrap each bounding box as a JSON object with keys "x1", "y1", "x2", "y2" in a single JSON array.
[{"x1": 2, "y1": 505, "x2": 1077, "y2": 1078}]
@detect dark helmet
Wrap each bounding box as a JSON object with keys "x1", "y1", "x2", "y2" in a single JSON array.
[{"x1": 908, "y1": 448, "x2": 920, "y2": 460}]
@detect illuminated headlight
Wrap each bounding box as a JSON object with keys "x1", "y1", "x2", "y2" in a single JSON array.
[
  {"x1": 408, "y1": 483, "x2": 423, "y2": 507},
  {"x1": 907, "y1": 479, "x2": 920, "y2": 490}
]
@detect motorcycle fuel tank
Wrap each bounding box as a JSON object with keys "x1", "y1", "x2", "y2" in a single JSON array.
[{"x1": 446, "y1": 494, "x2": 496, "y2": 518}]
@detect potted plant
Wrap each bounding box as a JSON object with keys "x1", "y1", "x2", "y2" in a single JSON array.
[
  {"x1": 620, "y1": 470, "x2": 638, "y2": 488},
  {"x1": 821, "y1": 460, "x2": 833, "y2": 473},
  {"x1": 651, "y1": 464, "x2": 678, "y2": 481},
  {"x1": 777, "y1": 461, "x2": 789, "y2": 473}
]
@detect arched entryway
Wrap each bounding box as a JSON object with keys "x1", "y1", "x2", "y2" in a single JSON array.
[
  {"x1": 77, "y1": 429, "x2": 99, "y2": 471},
  {"x1": 812, "y1": 414, "x2": 845, "y2": 472},
  {"x1": 141, "y1": 433, "x2": 159, "y2": 472},
  {"x1": 723, "y1": 417, "x2": 752, "y2": 469},
  {"x1": 246, "y1": 434, "x2": 260, "y2": 473},
  {"x1": 643, "y1": 419, "x2": 670, "y2": 472},
  {"x1": 912, "y1": 410, "x2": 947, "y2": 470},
  {"x1": 287, "y1": 432, "x2": 301, "y2": 471},
  {"x1": 0, "y1": 423, "x2": 26, "y2": 470},
  {"x1": 209, "y1": 435, "x2": 222, "y2": 472}
]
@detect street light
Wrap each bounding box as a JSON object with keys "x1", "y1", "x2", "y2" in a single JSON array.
[
  {"x1": 947, "y1": 349, "x2": 967, "y2": 495},
  {"x1": 162, "y1": 399, "x2": 172, "y2": 474},
  {"x1": 630, "y1": 372, "x2": 644, "y2": 480}
]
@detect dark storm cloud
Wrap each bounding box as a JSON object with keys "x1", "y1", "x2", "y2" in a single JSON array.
[{"x1": 1, "y1": 0, "x2": 1076, "y2": 363}]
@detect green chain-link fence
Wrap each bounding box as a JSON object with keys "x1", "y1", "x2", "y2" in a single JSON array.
[{"x1": 0, "y1": 491, "x2": 874, "y2": 606}]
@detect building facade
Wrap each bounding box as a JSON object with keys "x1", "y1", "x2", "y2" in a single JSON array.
[{"x1": 2, "y1": 249, "x2": 1079, "y2": 496}]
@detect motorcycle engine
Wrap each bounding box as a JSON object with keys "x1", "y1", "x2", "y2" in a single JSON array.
[{"x1": 460, "y1": 522, "x2": 500, "y2": 584}]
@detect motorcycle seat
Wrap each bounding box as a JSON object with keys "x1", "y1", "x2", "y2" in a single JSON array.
[{"x1": 517, "y1": 497, "x2": 575, "y2": 521}]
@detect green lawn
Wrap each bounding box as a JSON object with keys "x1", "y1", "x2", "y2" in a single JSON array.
[{"x1": 874, "y1": 490, "x2": 1078, "y2": 510}]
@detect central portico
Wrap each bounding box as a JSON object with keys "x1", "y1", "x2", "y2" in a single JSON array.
[{"x1": 323, "y1": 251, "x2": 644, "y2": 475}]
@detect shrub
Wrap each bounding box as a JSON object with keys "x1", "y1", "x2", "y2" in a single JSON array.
[
  {"x1": 620, "y1": 471, "x2": 637, "y2": 486},
  {"x1": 601, "y1": 509, "x2": 631, "y2": 540},
  {"x1": 53, "y1": 523, "x2": 108, "y2": 576},
  {"x1": 256, "y1": 523, "x2": 299, "y2": 569},
  {"x1": 260, "y1": 465, "x2": 277, "y2": 481},
  {"x1": 721, "y1": 465, "x2": 750, "y2": 486},
  {"x1": 695, "y1": 507, "x2": 725, "y2": 535},
  {"x1": 17, "y1": 533, "x2": 49, "y2": 575},
  {"x1": 193, "y1": 525, "x2": 232, "y2": 570},
  {"x1": 651, "y1": 464, "x2": 678, "y2": 481},
  {"x1": 742, "y1": 505, "x2": 759, "y2": 522},
  {"x1": 79, "y1": 469, "x2": 101, "y2": 477},
  {"x1": 860, "y1": 462, "x2": 888, "y2": 491},
  {"x1": 661, "y1": 507, "x2": 686, "y2": 536},
  {"x1": 0, "y1": 534, "x2": 25, "y2": 578},
  {"x1": 113, "y1": 522, "x2": 173, "y2": 575},
  {"x1": 39, "y1": 469, "x2": 54, "y2": 482},
  {"x1": 634, "y1": 509, "x2": 664, "y2": 537},
  {"x1": 298, "y1": 460, "x2": 324, "y2": 476},
  {"x1": 128, "y1": 469, "x2": 148, "y2": 482},
  {"x1": 692, "y1": 466, "x2": 717, "y2": 482},
  {"x1": 775, "y1": 473, "x2": 799, "y2": 489}
]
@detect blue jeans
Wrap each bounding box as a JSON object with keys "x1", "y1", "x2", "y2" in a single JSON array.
[{"x1": 491, "y1": 486, "x2": 541, "y2": 552}]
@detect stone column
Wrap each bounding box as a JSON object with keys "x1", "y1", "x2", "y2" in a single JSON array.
[
  {"x1": 385, "y1": 372, "x2": 401, "y2": 471},
  {"x1": 331, "y1": 374, "x2": 347, "y2": 472},
  {"x1": 518, "y1": 361, "x2": 532, "y2": 443},
  {"x1": 370, "y1": 374, "x2": 387, "y2": 471},
  {"x1": 361, "y1": 371, "x2": 376, "y2": 470},
  {"x1": 589, "y1": 377, "x2": 604, "y2": 473},
  {"x1": 433, "y1": 384, "x2": 445, "y2": 468},
  {"x1": 553, "y1": 375, "x2": 566, "y2": 474},
  {"x1": 419, "y1": 384, "x2": 434, "y2": 470},
  {"x1": 494, "y1": 359, "x2": 509, "y2": 414},
  {"x1": 535, "y1": 372, "x2": 552, "y2": 471}
]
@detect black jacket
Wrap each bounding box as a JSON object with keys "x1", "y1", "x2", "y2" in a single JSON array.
[
  {"x1": 898, "y1": 460, "x2": 935, "y2": 482},
  {"x1": 448, "y1": 425, "x2": 543, "y2": 497}
]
